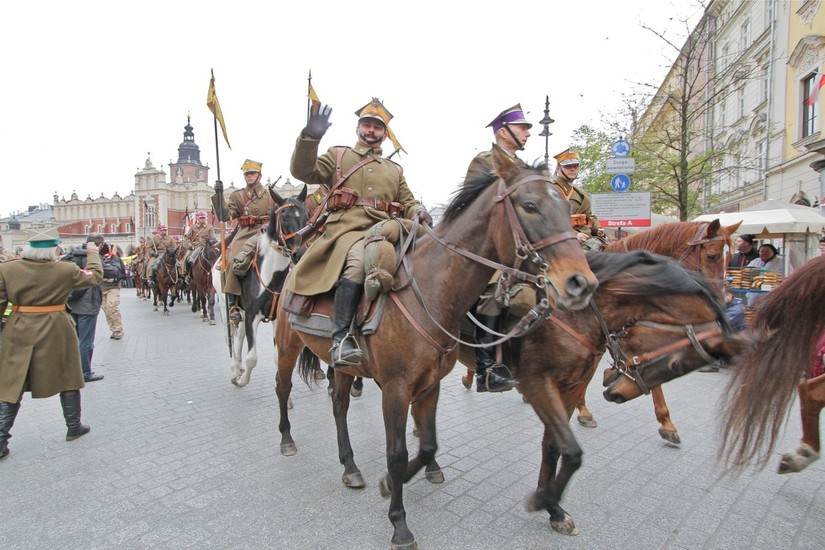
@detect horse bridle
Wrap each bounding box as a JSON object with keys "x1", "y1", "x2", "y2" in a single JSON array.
[
  {"x1": 391, "y1": 173, "x2": 577, "y2": 354},
  {"x1": 590, "y1": 301, "x2": 724, "y2": 395},
  {"x1": 273, "y1": 200, "x2": 306, "y2": 263}
]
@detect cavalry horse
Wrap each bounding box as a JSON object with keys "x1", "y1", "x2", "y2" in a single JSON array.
[
  {"x1": 572, "y1": 220, "x2": 740, "y2": 444},
  {"x1": 719, "y1": 255, "x2": 825, "y2": 474},
  {"x1": 275, "y1": 148, "x2": 598, "y2": 549},
  {"x1": 152, "y1": 246, "x2": 179, "y2": 315},
  {"x1": 132, "y1": 257, "x2": 149, "y2": 299},
  {"x1": 188, "y1": 236, "x2": 220, "y2": 325},
  {"x1": 226, "y1": 185, "x2": 309, "y2": 387}
]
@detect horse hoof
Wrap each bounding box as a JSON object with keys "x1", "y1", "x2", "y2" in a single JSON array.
[
  {"x1": 350, "y1": 386, "x2": 362, "y2": 398},
  {"x1": 425, "y1": 468, "x2": 444, "y2": 484},
  {"x1": 342, "y1": 471, "x2": 365, "y2": 489},
  {"x1": 153, "y1": 307, "x2": 158, "y2": 311},
  {"x1": 461, "y1": 376, "x2": 473, "y2": 390},
  {"x1": 390, "y1": 540, "x2": 417, "y2": 550},
  {"x1": 163, "y1": 311, "x2": 170, "y2": 316},
  {"x1": 550, "y1": 514, "x2": 579, "y2": 536},
  {"x1": 231, "y1": 378, "x2": 239, "y2": 387},
  {"x1": 280, "y1": 443, "x2": 297, "y2": 457},
  {"x1": 658, "y1": 428, "x2": 681, "y2": 445},
  {"x1": 379, "y1": 475, "x2": 392, "y2": 498},
  {"x1": 577, "y1": 416, "x2": 598, "y2": 428}
]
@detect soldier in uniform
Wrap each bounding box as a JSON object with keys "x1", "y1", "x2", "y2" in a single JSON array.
[
  {"x1": 147, "y1": 225, "x2": 175, "y2": 286},
  {"x1": 463, "y1": 104, "x2": 531, "y2": 393},
  {"x1": 0, "y1": 230, "x2": 104, "y2": 458},
  {"x1": 549, "y1": 148, "x2": 604, "y2": 247},
  {"x1": 287, "y1": 98, "x2": 431, "y2": 367},
  {"x1": 212, "y1": 160, "x2": 274, "y2": 323},
  {"x1": 182, "y1": 212, "x2": 215, "y2": 280}
]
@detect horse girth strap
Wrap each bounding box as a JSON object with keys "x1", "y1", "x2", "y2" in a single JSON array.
[
  {"x1": 389, "y1": 292, "x2": 455, "y2": 355},
  {"x1": 547, "y1": 315, "x2": 599, "y2": 356}
]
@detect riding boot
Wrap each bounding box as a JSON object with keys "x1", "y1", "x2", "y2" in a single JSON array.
[
  {"x1": 60, "y1": 391, "x2": 90, "y2": 441},
  {"x1": 0, "y1": 401, "x2": 21, "y2": 459},
  {"x1": 227, "y1": 294, "x2": 242, "y2": 323},
  {"x1": 474, "y1": 313, "x2": 517, "y2": 393},
  {"x1": 330, "y1": 278, "x2": 363, "y2": 368}
]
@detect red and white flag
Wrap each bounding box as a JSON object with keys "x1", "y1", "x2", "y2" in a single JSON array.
[{"x1": 807, "y1": 71, "x2": 824, "y2": 107}]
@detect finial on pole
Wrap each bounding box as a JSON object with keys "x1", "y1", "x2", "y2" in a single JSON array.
[{"x1": 538, "y1": 95, "x2": 555, "y2": 165}]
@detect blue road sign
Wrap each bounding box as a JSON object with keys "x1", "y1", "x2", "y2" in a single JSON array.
[
  {"x1": 610, "y1": 174, "x2": 631, "y2": 192},
  {"x1": 611, "y1": 139, "x2": 631, "y2": 157}
]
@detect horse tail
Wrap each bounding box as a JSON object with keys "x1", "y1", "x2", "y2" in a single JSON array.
[
  {"x1": 297, "y1": 346, "x2": 322, "y2": 387},
  {"x1": 720, "y1": 256, "x2": 825, "y2": 468}
]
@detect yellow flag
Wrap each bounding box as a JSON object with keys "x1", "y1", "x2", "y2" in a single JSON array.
[
  {"x1": 207, "y1": 71, "x2": 231, "y2": 150},
  {"x1": 308, "y1": 82, "x2": 320, "y2": 107}
]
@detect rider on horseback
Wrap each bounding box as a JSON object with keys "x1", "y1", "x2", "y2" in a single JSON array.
[
  {"x1": 147, "y1": 225, "x2": 174, "y2": 288},
  {"x1": 182, "y1": 212, "x2": 215, "y2": 282},
  {"x1": 211, "y1": 159, "x2": 275, "y2": 323},
  {"x1": 286, "y1": 98, "x2": 432, "y2": 368}
]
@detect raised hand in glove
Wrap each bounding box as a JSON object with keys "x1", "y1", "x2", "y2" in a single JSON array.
[
  {"x1": 213, "y1": 180, "x2": 223, "y2": 192},
  {"x1": 414, "y1": 208, "x2": 433, "y2": 227},
  {"x1": 303, "y1": 103, "x2": 332, "y2": 139}
]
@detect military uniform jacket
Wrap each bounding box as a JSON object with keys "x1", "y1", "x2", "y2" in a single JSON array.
[
  {"x1": 0, "y1": 251, "x2": 104, "y2": 402},
  {"x1": 185, "y1": 223, "x2": 215, "y2": 247},
  {"x1": 288, "y1": 137, "x2": 423, "y2": 296},
  {"x1": 211, "y1": 183, "x2": 275, "y2": 276},
  {"x1": 464, "y1": 146, "x2": 527, "y2": 183},
  {"x1": 150, "y1": 235, "x2": 176, "y2": 255},
  {"x1": 550, "y1": 176, "x2": 600, "y2": 236}
]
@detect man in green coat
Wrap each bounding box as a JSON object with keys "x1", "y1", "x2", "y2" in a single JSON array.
[
  {"x1": 0, "y1": 231, "x2": 104, "y2": 458},
  {"x1": 288, "y1": 98, "x2": 431, "y2": 367}
]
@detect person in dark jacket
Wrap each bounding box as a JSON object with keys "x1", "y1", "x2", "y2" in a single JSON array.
[
  {"x1": 63, "y1": 234, "x2": 108, "y2": 382},
  {"x1": 100, "y1": 243, "x2": 126, "y2": 340},
  {"x1": 0, "y1": 230, "x2": 103, "y2": 459},
  {"x1": 699, "y1": 288, "x2": 746, "y2": 372},
  {"x1": 728, "y1": 234, "x2": 759, "y2": 269}
]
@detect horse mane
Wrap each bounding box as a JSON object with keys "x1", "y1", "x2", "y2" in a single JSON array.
[
  {"x1": 720, "y1": 255, "x2": 825, "y2": 467},
  {"x1": 441, "y1": 171, "x2": 498, "y2": 224},
  {"x1": 604, "y1": 222, "x2": 704, "y2": 254},
  {"x1": 587, "y1": 250, "x2": 728, "y2": 330}
]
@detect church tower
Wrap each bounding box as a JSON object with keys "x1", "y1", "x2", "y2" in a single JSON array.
[{"x1": 168, "y1": 115, "x2": 209, "y2": 186}]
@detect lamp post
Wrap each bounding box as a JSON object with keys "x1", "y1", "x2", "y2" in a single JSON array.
[{"x1": 539, "y1": 95, "x2": 555, "y2": 166}]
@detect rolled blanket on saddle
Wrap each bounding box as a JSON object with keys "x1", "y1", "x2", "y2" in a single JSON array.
[{"x1": 363, "y1": 218, "x2": 425, "y2": 301}]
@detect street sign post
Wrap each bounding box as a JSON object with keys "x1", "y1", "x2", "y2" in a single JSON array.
[
  {"x1": 611, "y1": 139, "x2": 631, "y2": 157},
  {"x1": 605, "y1": 157, "x2": 636, "y2": 174},
  {"x1": 591, "y1": 192, "x2": 652, "y2": 227}
]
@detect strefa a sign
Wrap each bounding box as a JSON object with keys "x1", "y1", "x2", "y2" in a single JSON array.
[{"x1": 591, "y1": 192, "x2": 652, "y2": 227}]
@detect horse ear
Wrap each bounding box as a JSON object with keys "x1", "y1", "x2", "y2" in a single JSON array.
[
  {"x1": 725, "y1": 220, "x2": 742, "y2": 234},
  {"x1": 706, "y1": 218, "x2": 721, "y2": 236},
  {"x1": 490, "y1": 145, "x2": 520, "y2": 182},
  {"x1": 269, "y1": 187, "x2": 285, "y2": 206},
  {"x1": 298, "y1": 184, "x2": 308, "y2": 203}
]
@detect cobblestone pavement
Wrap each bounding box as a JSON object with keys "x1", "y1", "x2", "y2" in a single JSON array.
[{"x1": 1, "y1": 292, "x2": 823, "y2": 550}]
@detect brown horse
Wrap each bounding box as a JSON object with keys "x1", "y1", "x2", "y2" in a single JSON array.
[
  {"x1": 152, "y1": 246, "x2": 178, "y2": 315},
  {"x1": 456, "y1": 250, "x2": 744, "y2": 535},
  {"x1": 573, "y1": 219, "x2": 740, "y2": 443},
  {"x1": 275, "y1": 147, "x2": 598, "y2": 549},
  {"x1": 189, "y1": 236, "x2": 220, "y2": 325},
  {"x1": 132, "y1": 257, "x2": 149, "y2": 299},
  {"x1": 719, "y1": 255, "x2": 825, "y2": 474}
]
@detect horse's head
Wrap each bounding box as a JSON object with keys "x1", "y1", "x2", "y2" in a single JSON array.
[
  {"x1": 595, "y1": 252, "x2": 749, "y2": 403},
  {"x1": 268, "y1": 184, "x2": 309, "y2": 263},
  {"x1": 687, "y1": 219, "x2": 741, "y2": 295},
  {"x1": 442, "y1": 147, "x2": 597, "y2": 312}
]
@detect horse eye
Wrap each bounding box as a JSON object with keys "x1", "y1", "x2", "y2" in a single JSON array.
[
  {"x1": 706, "y1": 254, "x2": 718, "y2": 261},
  {"x1": 521, "y1": 202, "x2": 537, "y2": 213}
]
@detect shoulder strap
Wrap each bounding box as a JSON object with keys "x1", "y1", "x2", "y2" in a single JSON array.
[{"x1": 306, "y1": 148, "x2": 379, "y2": 227}]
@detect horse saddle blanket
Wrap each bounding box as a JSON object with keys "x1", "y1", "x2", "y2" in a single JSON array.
[{"x1": 281, "y1": 287, "x2": 387, "y2": 339}]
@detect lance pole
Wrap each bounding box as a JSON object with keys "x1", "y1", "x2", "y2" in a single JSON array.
[{"x1": 538, "y1": 95, "x2": 555, "y2": 166}]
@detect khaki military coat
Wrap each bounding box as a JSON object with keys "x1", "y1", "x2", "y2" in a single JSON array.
[
  {"x1": 288, "y1": 137, "x2": 423, "y2": 296},
  {"x1": 551, "y1": 177, "x2": 600, "y2": 236},
  {"x1": 0, "y1": 250, "x2": 103, "y2": 402},
  {"x1": 463, "y1": 146, "x2": 528, "y2": 183},
  {"x1": 211, "y1": 182, "x2": 275, "y2": 294}
]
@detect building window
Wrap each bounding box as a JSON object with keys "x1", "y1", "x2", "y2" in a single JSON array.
[
  {"x1": 756, "y1": 139, "x2": 767, "y2": 177},
  {"x1": 762, "y1": 64, "x2": 769, "y2": 103},
  {"x1": 720, "y1": 42, "x2": 730, "y2": 71},
  {"x1": 125, "y1": 223, "x2": 132, "y2": 233},
  {"x1": 111, "y1": 223, "x2": 117, "y2": 233},
  {"x1": 738, "y1": 86, "x2": 745, "y2": 119},
  {"x1": 740, "y1": 19, "x2": 750, "y2": 52},
  {"x1": 97, "y1": 224, "x2": 103, "y2": 234},
  {"x1": 84, "y1": 225, "x2": 90, "y2": 234},
  {"x1": 719, "y1": 98, "x2": 727, "y2": 127},
  {"x1": 803, "y1": 73, "x2": 820, "y2": 138}
]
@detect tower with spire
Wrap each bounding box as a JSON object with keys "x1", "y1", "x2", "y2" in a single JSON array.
[{"x1": 168, "y1": 115, "x2": 209, "y2": 186}]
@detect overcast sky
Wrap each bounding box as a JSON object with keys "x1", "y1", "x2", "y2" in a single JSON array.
[{"x1": 1, "y1": 0, "x2": 703, "y2": 218}]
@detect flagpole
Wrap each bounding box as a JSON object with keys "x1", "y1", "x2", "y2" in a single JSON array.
[
  {"x1": 306, "y1": 69, "x2": 312, "y2": 123},
  {"x1": 209, "y1": 68, "x2": 232, "y2": 359}
]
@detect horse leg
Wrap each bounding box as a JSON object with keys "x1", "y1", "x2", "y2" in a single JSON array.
[
  {"x1": 330, "y1": 373, "x2": 365, "y2": 489},
  {"x1": 376, "y1": 387, "x2": 416, "y2": 549},
  {"x1": 230, "y1": 322, "x2": 246, "y2": 385},
  {"x1": 409, "y1": 384, "x2": 444, "y2": 484},
  {"x1": 234, "y1": 315, "x2": 261, "y2": 387},
  {"x1": 652, "y1": 386, "x2": 680, "y2": 445},
  {"x1": 575, "y1": 394, "x2": 597, "y2": 428},
  {"x1": 523, "y1": 380, "x2": 581, "y2": 536},
  {"x1": 462, "y1": 366, "x2": 474, "y2": 390},
  {"x1": 162, "y1": 290, "x2": 170, "y2": 316},
  {"x1": 207, "y1": 292, "x2": 216, "y2": 325},
  {"x1": 779, "y1": 374, "x2": 824, "y2": 473},
  {"x1": 327, "y1": 366, "x2": 335, "y2": 396},
  {"x1": 350, "y1": 376, "x2": 364, "y2": 398},
  {"x1": 275, "y1": 341, "x2": 301, "y2": 456}
]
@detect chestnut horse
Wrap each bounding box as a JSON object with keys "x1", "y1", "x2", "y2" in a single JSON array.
[
  {"x1": 275, "y1": 148, "x2": 598, "y2": 549},
  {"x1": 152, "y1": 246, "x2": 178, "y2": 315},
  {"x1": 719, "y1": 255, "x2": 825, "y2": 474},
  {"x1": 574, "y1": 219, "x2": 740, "y2": 443},
  {"x1": 188, "y1": 236, "x2": 220, "y2": 325},
  {"x1": 456, "y1": 250, "x2": 744, "y2": 535}
]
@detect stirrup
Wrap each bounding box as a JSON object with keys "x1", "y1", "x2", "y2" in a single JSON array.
[
  {"x1": 330, "y1": 336, "x2": 363, "y2": 368},
  {"x1": 229, "y1": 306, "x2": 243, "y2": 323}
]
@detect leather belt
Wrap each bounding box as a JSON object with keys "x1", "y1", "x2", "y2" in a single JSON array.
[
  {"x1": 12, "y1": 304, "x2": 67, "y2": 313},
  {"x1": 353, "y1": 198, "x2": 401, "y2": 217},
  {"x1": 237, "y1": 215, "x2": 268, "y2": 227}
]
